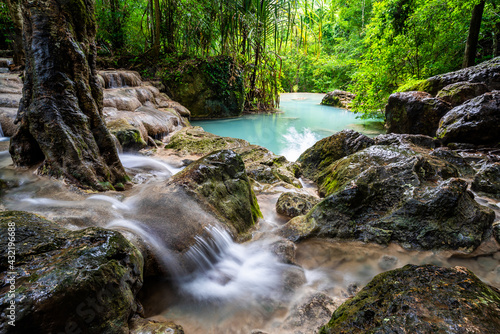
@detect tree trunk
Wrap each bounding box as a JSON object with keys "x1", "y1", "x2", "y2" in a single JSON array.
[
  {"x1": 4, "y1": 0, "x2": 24, "y2": 67},
  {"x1": 463, "y1": 0, "x2": 485, "y2": 68},
  {"x1": 153, "y1": 0, "x2": 161, "y2": 58},
  {"x1": 10, "y1": 0, "x2": 128, "y2": 191}
]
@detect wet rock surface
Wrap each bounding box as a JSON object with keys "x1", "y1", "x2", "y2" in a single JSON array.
[
  {"x1": 472, "y1": 162, "x2": 500, "y2": 198},
  {"x1": 385, "y1": 91, "x2": 451, "y2": 136},
  {"x1": 0, "y1": 211, "x2": 144, "y2": 334},
  {"x1": 298, "y1": 129, "x2": 374, "y2": 182},
  {"x1": 436, "y1": 91, "x2": 500, "y2": 145},
  {"x1": 276, "y1": 192, "x2": 320, "y2": 218},
  {"x1": 319, "y1": 264, "x2": 500, "y2": 334},
  {"x1": 280, "y1": 136, "x2": 495, "y2": 251},
  {"x1": 170, "y1": 150, "x2": 261, "y2": 234},
  {"x1": 436, "y1": 81, "x2": 489, "y2": 106},
  {"x1": 321, "y1": 90, "x2": 356, "y2": 109},
  {"x1": 407, "y1": 56, "x2": 500, "y2": 95}
]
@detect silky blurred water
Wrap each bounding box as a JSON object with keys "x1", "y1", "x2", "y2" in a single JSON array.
[{"x1": 192, "y1": 93, "x2": 383, "y2": 161}]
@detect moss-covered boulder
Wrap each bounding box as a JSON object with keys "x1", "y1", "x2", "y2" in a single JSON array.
[
  {"x1": 161, "y1": 56, "x2": 245, "y2": 119},
  {"x1": 321, "y1": 90, "x2": 356, "y2": 109},
  {"x1": 280, "y1": 142, "x2": 495, "y2": 251},
  {"x1": 472, "y1": 163, "x2": 500, "y2": 198},
  {"x1": 436, "y1": 91, "x2": 500, "y2": 145},
  {"x1": 405, "y1": 56, "x2": 500, "y2": 95},
  {"x1": 165, "y1": 126, "x2": 249, "y2": 156},
  {"x1": 319, "y1": 264, "x2": 500, "y2": 334},
  {"x1": 107, "y1": 118, "x2": 148, "y2": 151},
  {"x1": 436, "y1": 81, "x2": 489, "y2": 106},
  {"x1": 298, "y1": 130, "x2": 374, "y2": 182},
  {"x1": 234, "y1": 145, "x2": 302, "y2": 188},
  {"x1": 170, "y1": 150, "x2": 261, "y2": 234},
  {"x1": 385, "y1": 91, "x2": 451, "y2": 137},
  {"x1": 276, "y1": 192, "x2": 320, "y2": 218},
  {"x1": 0, "y1": 211, "x2": 144, "y2": 334}
]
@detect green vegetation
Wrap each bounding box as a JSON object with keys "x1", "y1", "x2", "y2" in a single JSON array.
[{"x1": 4, "y1": 0, "x2": 498, "y2": 117}]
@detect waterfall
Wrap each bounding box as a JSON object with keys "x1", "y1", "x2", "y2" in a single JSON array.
[{"x1": 0, "y1": 122, "x2": 4, "y2": 137}]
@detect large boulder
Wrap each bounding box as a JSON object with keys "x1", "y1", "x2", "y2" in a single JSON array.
[
  {"x1": 0, "y1": 211, "x2": 144, "y2": 334},
  {"x1": 161, "y1": 56, "x2": 245, "y2": 119},
  {"x1": 280, "y1": 141, "x2": 495, "y2": 251},
  {"x1": 385, "y1": 91, "x2": 451, "y2": 137},
  {"x1": 298, "y1": 130, "x2": 374, "y2": 182},
  {"x1": 406, "y1": 56, "x2": 500, "y2": 95},
  {"x1": 319, "y1": 264, "x2": 500, "y2": 334},
  {"x1": 436, "y1": 91, "x2": 500, "y2": 145},
  {"x1": 170, "y1": 150, "x2": 262, "y2": 234},
  {"x1": 472, "y1": 163, "x2": 500, "y2": 198},
  {"x1": 436, "y1": 81, "x2": 489, "y2": 106},
  {"x1": 321, "y1": 90, "x2": 356, "y2": 109}
]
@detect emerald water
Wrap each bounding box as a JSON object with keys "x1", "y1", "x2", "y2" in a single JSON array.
[{"x1": 191, "y1": 93, "x2": 384, "y2": 161}]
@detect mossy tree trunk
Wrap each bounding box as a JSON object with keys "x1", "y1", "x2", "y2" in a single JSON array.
[{"x1": 9, "y1": 0, "x2": 128, "y2": 191}]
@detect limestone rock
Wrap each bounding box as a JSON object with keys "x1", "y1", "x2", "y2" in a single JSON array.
[
  {"x1": 0, "y1": 211, "x2": 144, "y2": 334},
  {"x1": 280, "y1": 142, "x2": 495, "y2": 251},
  {"x1": 436, "y1": 91, "x2": 500, "y2": 145},
  {"x1": 276, "y1": 192, "x2": 320, "y2": 218},
  {"x1": 321, "y1": 90, "x2": 356, "y2": 109},
  {"x1": 234, "y1": 145, "x2": 302, "y2": 188},
  {"x1": 406, "y1": 56, "x2": 500, "y2": 95},
  {"x1": 385, "y1": 91, "x2": 451, "y2": 137},
  {"x1": 436, "y1": 81, "x2": 489, "y2": 106},
  {"x1": 298, "y1": 130, "x2": 374, "y2": 182},
  {"x1": 129, "y1": 316, "x2": 184, "y2": 334},
  {"x1": 165, "y1": 126, "x2": 249, "y2": 156},
  {"x1": 170, "y1": 150, "x2": 262, "y2": 234},
  {"x1": 319, "y1": 264, "x2": 500, "y2": 334},
  {"x1": 162, "y1": 56, "x2": 245, "y2": 119},
  {"x1": 472, "y1": 162, "x2": 500, "y2": 198}
]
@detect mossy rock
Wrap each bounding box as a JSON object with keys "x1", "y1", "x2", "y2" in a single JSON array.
[
  {"x1": 161, "y1": 56, "x2": 245, "y2": 119},
  {"x1": 298, "y1": 129, "x2": 374, "y2": 182},
  {"x1": 107, "y1": 118, "x2": 147, "y2": 151},
  {"x1": 165, "y1": 126, "x2": 248, "y2": 156},
  {"x1": 319, "y1": 264, "x2": 500, "y2": 334},
  {"x1": 276, "y1": 192, "x2": 320, "y2": 218},
  {"x1": 436, "y1": 81, "x2": 489, "y2": 106},
  {"x1": 170, "y1": 150, "x2": 262, "y2": 234},
  {"x1": 280, "y1": 143, "x2": 495, "y2": 251},
  {"x1": 404, "y1": 56, "x2": 500, "y2": 95},
  {"x1": 0, "y1": 211, "x2": 144, "y2": 334}
]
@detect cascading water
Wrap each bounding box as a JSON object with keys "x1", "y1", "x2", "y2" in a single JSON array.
[{"x1": 279, "y1": 127, "x2": 320, "y2": 161}]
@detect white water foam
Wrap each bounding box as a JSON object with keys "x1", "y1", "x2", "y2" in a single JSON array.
[
  {"x1": 280, "y1": 127, "x2": 319, "y2": 161},
  {"x1": 179, "y1": 225, "x2": 284, "y2": 303}
]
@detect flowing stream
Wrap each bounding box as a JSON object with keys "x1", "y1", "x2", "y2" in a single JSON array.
[{"x1": 0, "y1": 95, "x2": 499, "y2": 333}]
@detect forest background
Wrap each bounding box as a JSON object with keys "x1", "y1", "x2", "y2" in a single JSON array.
[{"x1": 1, "y1": 0, "x2": 499, "y2": 119}]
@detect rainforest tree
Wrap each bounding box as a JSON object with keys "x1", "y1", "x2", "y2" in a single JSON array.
[{"x1": 10, "y1": 0, "x2": 128, "y2": 191}]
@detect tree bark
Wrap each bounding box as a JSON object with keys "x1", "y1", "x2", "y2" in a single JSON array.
[
  {"x1": 153, "y1": 0, "x2": 161, "y2": 59},
  {"x1": 9, "y1": 0, "x2": 128, "y2": 191},
  {"x1": 4, "y1": 0, "x2": 24, "y2": 67},
  {"x1": 463, "y1": 0, "x2": 486, "y2": 68}
]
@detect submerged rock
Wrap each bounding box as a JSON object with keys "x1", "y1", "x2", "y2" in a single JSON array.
[
  {"x1": 298, "y1": 130, "x2": 374, "y2": 182},
  {"x1": 319, "y1": 264, "x2": 500, "y2": 334},
  {"x1": 276, "y1": 192, "x2": 320, "y2": 218},
  {"x1": 436, "y1": 91, "x2": 500, "y2": 145},
  {"x1": 321, "y1": 90, "x2": 356, "y2": 109},
  {"x1": 0, "y1": 211, "x2": 144, "y2": 334},
  {"x1": 472, "y1": 163, "x2": 500, "y2": 198},
  {"x1": 129, "y1": 316, "x2": 184, "y2": 334},
  {"x1": 280, "y1": 142, "x2": 495, "y2": 251},
  {"x1": 170, "y1": 150, "x2": 262, "y2": 234},
  {"x1": 385, "y1": 91, "x2": 451, "y2": 137}
]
